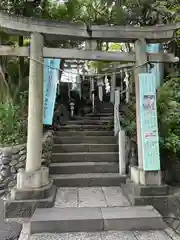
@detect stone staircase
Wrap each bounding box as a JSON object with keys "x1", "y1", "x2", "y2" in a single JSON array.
[
  {"x1": 28, "y1": 110, "x2": 166, "y2": 237},
  {"x1": 50, "y1": 112, "x2": 126, "y2": 187}
]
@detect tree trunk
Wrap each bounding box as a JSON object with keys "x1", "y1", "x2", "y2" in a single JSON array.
[
  {"x1": 115, "y1": 0, "x2": 121, "y2": 6},
  {"x1": 0, "y1": 34, "x2": 11, "y2": 102},
  {"x1": 18, "y1": 36, "x2": 24, "y2": 85}
]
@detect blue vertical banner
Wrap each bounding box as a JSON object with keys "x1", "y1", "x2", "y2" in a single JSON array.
[
  {"x1": 43, "y1": 58, "x2": 60, "y2": 125},
  {"x1": 146, "y1": 43, "x2": 164, "y2": 89},
  {"x1": 139, "y1": 73, "x2": 160, "y2": 171}
]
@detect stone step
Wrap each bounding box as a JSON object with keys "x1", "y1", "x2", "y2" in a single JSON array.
[
  {"x1": 103, "y1": 106, "x2": 113, "y2": 109},
  {"x1": 51, "y1": 173, "x2": 126, "y2": 187},
  {"x1": 67, "y1": 119, "x2": 113, "y2": 125},
  {"x1": 86, "y1": 113, "x2": 113, "y2": 117},
  {"x1": 50, "y1": 162, "x2": 118, "y2": 174},
  {"x1": 55, "y1": 130, "x2": 114, "y2": 137},
  {"x1": 101, "y1": 102, "x2": 113, "y2": 107},
  {"x1": 59, "y1": 124, "x2": 113, "y2": 131},
  {"x1": 103, "y1": 108, "x2": 113, "y2": 111},
  {"x1": 75, "y1": 116, "x2": 114, "y2": 120},
  {"x1": 54, "y1": 136, "x2": 116, "y2": 144},
  {"x1": 52, "y1": 152, "x2": 118, "y2": 163},
  {"x1": 100, "y1": 109, "x2": 113, "y2": 113},
  {"x1": 30, "y1": 206, "x2": 165, "y2": 234},
  {"x1": 53, "y1": 143, "x2": 118, "y2": 153}
]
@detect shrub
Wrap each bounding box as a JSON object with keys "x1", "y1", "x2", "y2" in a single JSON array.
[
  {"x1": 120, "y1": 97, "x2": 136, "y2": 138},
  {"x1": 120, "y1": 76, "x2": 180, "y2": 172},
  {"x1": 157, "y1": 76, "x2": 180, "y2": 169},
  {"x1": 0, "y1": 99, "x2": 27, "y2": 146}
]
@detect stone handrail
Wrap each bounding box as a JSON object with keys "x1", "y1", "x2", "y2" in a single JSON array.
[
  {"x1": 114, "y1": 89, "x2": 126, "y2": 175},
  {"x1": 114, "y1": 103, "x2": 121, "y2": 136},
  {"x1": 0, "y1": 11, "x2": 179, "y2": 41}
]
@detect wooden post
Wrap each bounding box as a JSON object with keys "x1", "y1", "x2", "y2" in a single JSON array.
[
  {"x1": 110, "y1": 72, "x2": 116, "y2": 103},
  {"x1": 97, "y1": 78, "x2": 103, "y2": 101},
  {"x1": 125, "y1": 71, "x2": 130, "y2": 103},
  {"x1": 77, "y1": 62, "x2": 81, "y2": 99}
]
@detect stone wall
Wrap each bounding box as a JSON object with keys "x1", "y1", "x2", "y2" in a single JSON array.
[
  {"x1": 163, "y1": 161, "x2": 180, "y2": 184},
  {"x1": 0, "y1": 130, "x2": 54, "y2": 196}
]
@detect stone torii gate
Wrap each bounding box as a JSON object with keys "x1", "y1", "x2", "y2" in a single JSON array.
[{"x1": 0, "y1": 11, "x2": 179, "y2": 216}]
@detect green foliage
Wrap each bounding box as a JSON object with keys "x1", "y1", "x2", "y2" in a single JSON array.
[
  {"x1": 109, "y1": 43, "x2": 122, "y2": 51},
  {"x1": 157, "y1": 76, "x2": 180, "y2": 161},
  {"x1": 0, "y1": 56, "x2": 29, "y2": 104},
  {"x1": 0, "y1": 99, "x2": 27, "y2": 146},
  {"x1": 0, "y1": 0, "x2": 47, "y2": 17},
  {"x1": 122, "y1": 0, "x2": 177, "y2": 26},
  {"x1": 120, "y1": 76, "x2": 180, "y2": 168},
  {"x1": 120, "y1": 98, "x2": 136, "y2": 137}
]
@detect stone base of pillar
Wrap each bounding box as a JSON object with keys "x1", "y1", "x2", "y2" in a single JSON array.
[
  {"x1": 121, "y1": 165, "x2": 171, "y2": 218},
  {"x1": 17, "y1": 167, "x2": 49, "y2": 189},
  {"x1": 4, "y1": 167, "x2": 57, "y2": 219},
  {"x1": 121, "y1": 178, "x2": 169, "y2": 206},
  {"x1": 130, "y1": 165, "x2": 162, "y2": 185},
  {"x1": 121, "y1": 179, "x2": 180, "y2": 232},
  {"x1": 11, "y1": 180, "x2": 53, "y2": 200}
]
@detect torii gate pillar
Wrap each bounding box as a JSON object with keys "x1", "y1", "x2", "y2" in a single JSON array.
[
  {"x1": 10, "y1": 33, "x2": 53, "y2": 197},
  {"x1": 5, "y1": 33, "x2": 56, "y2": 219},
  {"x1": 130, "y1": 39, "x2": 162, "y2": 186},
  {"x1": 16, "y1": 33, "x2": 50, "y2": 189},
  {"x1": 26, "y1": 32, "x2": 44, "y2": 173}
]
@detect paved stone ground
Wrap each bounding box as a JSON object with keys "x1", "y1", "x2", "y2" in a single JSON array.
[
  {"x1": 18, "y1": 222, "x2": 180, "y2": 240},
  {"x1": 17, "y1": 187, "x2": 180, "y2": 240},
  {"x1": 0, "y1": 199, "x2": 21, "y2": 240},
  {"x1": 29, "y1": 230, "x2": 180, "y2": 240},
  {"x1": 54, "y1": 187, "x2": 130, "y2": 208}
]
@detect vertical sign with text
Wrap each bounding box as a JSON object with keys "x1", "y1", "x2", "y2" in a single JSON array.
[
  {"x1": 43, "y1": 58, "x2": 60, "y2": 125},
  {"x1": 139, "y1": 73, "x2": 160, "y2": 171}
]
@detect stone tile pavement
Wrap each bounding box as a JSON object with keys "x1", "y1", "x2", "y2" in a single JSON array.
[
  {"x1": 54, "y1": 187, "x2": 130, "y2": 208},
  {"x1": 18, "y1": 187, "x2": 180, "y2": 240},
  {"x1": 30, "y1": 230, "x2": 180, "y2": 240}
]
